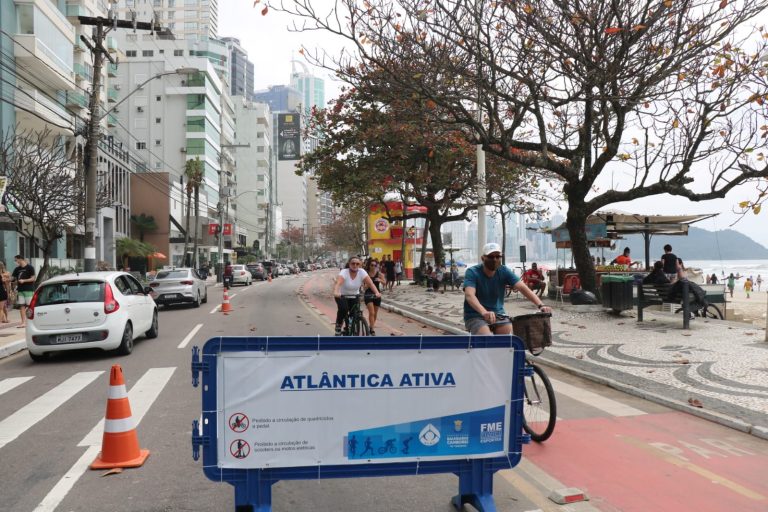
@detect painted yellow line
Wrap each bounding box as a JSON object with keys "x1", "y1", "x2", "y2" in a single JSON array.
[
  {"x1": 498, "y1": 468, "x2": 561, "y2": 512},
  {"x1": 618, "y1": 435, "x2": 766, "y2": 501}
]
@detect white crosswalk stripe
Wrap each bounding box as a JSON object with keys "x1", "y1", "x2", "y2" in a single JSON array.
[
  {"x1": 0, "y1": 371, "x2": 103, "y2": 450},
  {"x1": 0, "y1": 376, "x2": 34, "y2": 396}
]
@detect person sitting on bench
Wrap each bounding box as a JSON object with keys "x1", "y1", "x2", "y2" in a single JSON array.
[{"x1": 523, "y1": 262, "x2": 546, "y2": 297}]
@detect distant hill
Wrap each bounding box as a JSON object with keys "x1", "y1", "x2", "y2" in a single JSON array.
[{"x1": 622, "y1": 227, "x2": 768, "y2": 260}]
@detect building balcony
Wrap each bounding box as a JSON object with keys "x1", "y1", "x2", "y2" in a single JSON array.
[
  {"x1": 107, "y1": 36, "x2": 117, "y2": 53},
  {"x1": 64, "y1": 90, "x2": 88, "y2": 109},
  {"x1": 107, "y1": 87, "x2": 118, "y2": 103},
  {"x1": 13, "y1": 34, "x2": 75, "y2": 91},
  {"x1": 14, "y1": 88, "x2": 73, "y2": 135},
  {"x1": 108, "y1": 63, "x2": 118, "y2": 77},
  {"x1": 74, "y1": 63, "x2": 92, "y2": 82},
  {"x1": 65, "y1": 3, "x2": 85, "y2": 17},
  {"x1": 107, "y1": 114, "x2": 118, "y2": 127}
]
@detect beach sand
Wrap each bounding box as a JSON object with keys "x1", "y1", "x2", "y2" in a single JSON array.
[{"x1": 724, "y1": 288, "x2": 768, "y2": 327}]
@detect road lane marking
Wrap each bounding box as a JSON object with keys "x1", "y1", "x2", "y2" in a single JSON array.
[
  {"x1": 548, "y1": 378, "x2": 645, "y2": 417},
  {"x1": 0, "y1": 372, "x2": 103, "y2": 450},
  {"x1": 178, "y1": 323, "x2": 204, "y2": 349},
  {"x1": 210, "y1": 292, "x2": 237, "y2": 314},
  {"x1": 35, "y1": 368, "x2": 177, "y2": 512},
  {"x1": 33, "y1": 445, "x2": 100, "y2": 512},
  {"x1": 0, "y1": 376, "x2": 33, "y2": 396},
  {"x1": 619, "y1": 434, "x2": 766, "y2": 500}
]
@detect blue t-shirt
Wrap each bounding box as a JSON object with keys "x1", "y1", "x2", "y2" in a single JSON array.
[{"x1": 463, "y1": 264, "x2": 520, "y2": 320}]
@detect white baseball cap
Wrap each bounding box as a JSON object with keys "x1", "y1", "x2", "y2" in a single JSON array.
[{"x1": 482, "y1": 243, "x2": 502, "y2": 256}]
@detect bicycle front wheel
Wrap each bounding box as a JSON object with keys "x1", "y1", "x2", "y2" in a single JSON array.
[
  {"x1": 357, "y1": 316, "x2": 370, "y2": 336},
  {"x1": 702, "y1": 303, "x2": 723, "y2": 320},
  {"x1": 522, "y1": 362, "x2": 557, "y2": 442}
]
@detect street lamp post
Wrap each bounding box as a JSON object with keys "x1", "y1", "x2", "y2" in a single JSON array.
[{"x1": 216, "y1": 144, "x2": 250, "y2": 282}]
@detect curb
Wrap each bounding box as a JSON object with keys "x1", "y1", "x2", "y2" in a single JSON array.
[
  {"x1": 381, "y1": 299, "x2": 766, "y2": 441},
  {"x1": 0, "y1": 339, "x2": 27, "y2": 359}
]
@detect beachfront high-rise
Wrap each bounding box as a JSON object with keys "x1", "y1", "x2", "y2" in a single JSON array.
[{"x1": 114, "y1": 0, "x2": 219, "y2": 41}]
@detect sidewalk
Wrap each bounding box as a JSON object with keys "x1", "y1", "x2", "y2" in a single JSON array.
[
  {"x1": 378, "y1": 281, "x2": 768, "y2": 440},
  {"x1": 0, "y1": 317, "x2": 29, "y2": 360}
]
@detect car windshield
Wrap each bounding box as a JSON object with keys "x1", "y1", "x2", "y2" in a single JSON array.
[
  {"x1": 37, "y1": 281, "x2": 104, "y2": 305},
  {"x1": 156, "y1": 270, "x2": 190, "y2": 280}
]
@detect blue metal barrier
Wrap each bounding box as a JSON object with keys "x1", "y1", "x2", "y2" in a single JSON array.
[{"x1": 192, "y1": 335, "x2": 527, "y2": 511}]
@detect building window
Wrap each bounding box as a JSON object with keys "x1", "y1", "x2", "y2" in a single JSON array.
[
  {"x1": 155, "y1": 162, "x2": 162, "y2": 169},
  {"x1": 174, "y1": 49, "x2": 183, "y2": 56},
  {"x1": 159, "y1": 49, "x2": 164, "y2": 54},
  {"x1": 257, "y1": 175, "x2": 265, "y2": 181},
  {"x1": 156, "y1": 96, "x2": 161, "y2": 101},
  {"x1": 126, "y1": 50, "x2": 137, "y2": 57},
  {"x1": 155, "y1": 140, "x2": 162, "y2": 146},
  {"x1": 136, "y1": 142, "x2": 146, "y2": 150},
  {"x1": 257, "y1": 146, "x2": 264, "y2": 152}
]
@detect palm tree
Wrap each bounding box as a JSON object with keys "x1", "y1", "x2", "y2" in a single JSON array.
[
  {"x1": 115, "y1": 237, "x2": 155, "y2": 270},
  {"x1": 130, "y1": 213, "x2": 157, "y2": 242},
  {"x1": 183, "y1": 157, "x2": 204, "y2": 267}
]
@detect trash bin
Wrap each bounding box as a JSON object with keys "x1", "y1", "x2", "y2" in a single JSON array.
[
  {"x1": 610, "y1": 275, "x2": 634, "y2": 311},
  {"x1": 600, "y1": 275, "x2": 616, "y2": 308},
  {"x1": 413, "y1": 268, "x2": 423, "y2": 285}
]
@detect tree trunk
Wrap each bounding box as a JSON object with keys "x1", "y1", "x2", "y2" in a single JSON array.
[
  {"x1": 192, "y1": 186, "x2": 200, "y2": 269},
  {"x1": 419, "y1": 217, "x2": 430, "y2": 271},
  {"x1": 183, "y1": 188, "x2": 192, "y2": 267},
  {"x1": 566, "y1": 201, "x2": 596, "y2": 293},
  {"x1": 427, "y1": 214, "x2": 444, "y2": 267},
  {"x1": 499, "y1": 204, "x2": 507, "y2": 266},
  {"x1": 400, "y1": 197, "x2": 407, "y2": 267}
]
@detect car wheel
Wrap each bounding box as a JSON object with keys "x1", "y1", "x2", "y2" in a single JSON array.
[
  {"x1": 194, "y1": 292, "x2": 201, "y2": 308},
  {"x1": 29, "y1": 351, "x2": 48, "y2": 362},
  {"x1": 145, "y1": 310, "x2": 159, "y2": 339},
  {"x1": 117, "y1": 322, "x2": 134, "y2": 355}
]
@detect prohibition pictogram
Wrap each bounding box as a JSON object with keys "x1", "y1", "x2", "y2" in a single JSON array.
[
  {"x1": 229, "y1": 412, "x2": 249, "y2": 433},
  {"x1": 230, "y1": 439, "x2": 250, "y2": 459}
]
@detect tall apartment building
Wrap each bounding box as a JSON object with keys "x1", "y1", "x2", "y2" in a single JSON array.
[
  {"x1": 221, "y1": 37, "x2": 253, "y2": 99},
  {"x1": 112, "y1": 33, "x2": 238, "y2": 266},
  {"x1": 115, "y1": 0, "x2": 218, "y2": 41},
  {"x1": 0, "y1": 0, "x2": 137, "y2": 268},
  {"x1": 289, "y1": 60, "x2": 325, "y2": 114},
  {"x1": 252, "y1": 84, "x2": 301, "y2": 112},
  {"x1": 233, "y1": 98, "x2": 271, "y2": 255}
]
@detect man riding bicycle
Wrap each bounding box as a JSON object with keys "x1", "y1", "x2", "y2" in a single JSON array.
[{"x1": 464, "y1": 243, "x2": 553, "y2": 334}]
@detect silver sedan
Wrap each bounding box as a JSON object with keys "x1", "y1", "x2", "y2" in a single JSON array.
[{"x1": 149, "y1": 268, "x2": 208, "y2": 307}]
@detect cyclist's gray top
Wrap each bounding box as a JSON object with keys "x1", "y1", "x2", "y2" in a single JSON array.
[
  {"x1": 338, "y1": 268, "x2": 369, "y2": 295},
  {"x1": 463, "y1": 264, "x2": 520, "y2": 320}
]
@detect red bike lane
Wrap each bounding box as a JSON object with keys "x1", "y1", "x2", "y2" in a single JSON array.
[{"x1": 524, "y1": 411, "x2": 768, "y2": 512}]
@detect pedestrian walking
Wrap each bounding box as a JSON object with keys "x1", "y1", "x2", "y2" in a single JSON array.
[
  {"x1": 394, "y1": 259, "x2": 403, "y2": 285},
  {"x1": 383, "y1": 255, "x2": 396, "y2": 292},
  {"x1": 744, "y1": 277, "x2": 753, "y2": 299},
  {"x1": 727, "y1": 273, "x2": 735, "y2": 298},
  {"x1": 757, "y1": 274, "x2": 763, "y2": 292},
  {"x1": 11, "y1": 255, "x2": 35, "y2": 328},
  {"x1": 0, "y1": 262, "x2": 10, "y2": 323}
]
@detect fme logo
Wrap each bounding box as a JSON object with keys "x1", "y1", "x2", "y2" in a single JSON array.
[{"x1": 480, "y1": 422, "x2": 503, "y2": 433}]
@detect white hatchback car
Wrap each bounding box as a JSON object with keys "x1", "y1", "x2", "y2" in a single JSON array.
[{"x1": 25, "y1": 272, "x2": 158, "y2": 362}]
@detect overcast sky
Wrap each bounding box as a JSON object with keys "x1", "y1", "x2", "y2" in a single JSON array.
[{"x1": 220, "y1": 2, "x2": 768, "y2": 249}]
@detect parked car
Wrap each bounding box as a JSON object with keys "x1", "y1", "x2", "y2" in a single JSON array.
[
  {"x1": 25, "y1": 271, "x2": 158, "y2": 361},
  {"x1": 149, "y1": 268, "x2": 208, "y2": 307},
  {"x1": 278, "y1": 265, "x2": 289, "y2": 276},
  {"x1": 247, "y1": 263, "x2": 265, "y2": 280},
  {"x1": 231, "y1": 264, "x2": 253, "y2": 286}
]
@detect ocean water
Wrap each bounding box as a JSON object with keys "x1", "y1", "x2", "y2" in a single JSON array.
[{"x1": 507, "y1": 259, "x2": 768, "y2": 284}]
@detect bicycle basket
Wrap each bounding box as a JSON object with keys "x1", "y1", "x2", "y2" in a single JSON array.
[{"x1": 512, "y1": 313, "x2": 552, "y2": 356}]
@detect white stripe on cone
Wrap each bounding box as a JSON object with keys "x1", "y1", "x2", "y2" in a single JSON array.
[
  {"x1": 107, "y1": 385, "x2": 128, "y2": 400},
  {"x1": 104, "y1": 417, "x2": 135, "y2": 433}
]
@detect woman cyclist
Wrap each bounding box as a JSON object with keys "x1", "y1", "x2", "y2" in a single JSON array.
[
  {"x1": 363, "y1": 258, "x2": 386, "y2": 335},
  {"x1": 333, "y1": 256, "x2": 381, "y2": 335}
]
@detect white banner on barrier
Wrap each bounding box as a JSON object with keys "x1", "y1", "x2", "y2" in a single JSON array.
[{"x1": 217, "y1": 347, "x2": 514, "y2": 469}]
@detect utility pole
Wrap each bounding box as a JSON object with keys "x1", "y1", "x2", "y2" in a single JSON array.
[
  {"x1": 285, "y1": 218, "x2": 299, "y2": 261},
  {"x1": 79, "y1": 8, "x2": 166, "y2": 271},
  {"x1": 217, "y1": 144, "x2": 249, "y2": 282}
]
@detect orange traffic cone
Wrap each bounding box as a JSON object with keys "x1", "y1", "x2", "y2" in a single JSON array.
[
  {"x1": 91, "y1": 365, "x2": 150, "y2": 469},
  {"x1": 221, "y1": 287, "x2": 232, "y2": 313}
]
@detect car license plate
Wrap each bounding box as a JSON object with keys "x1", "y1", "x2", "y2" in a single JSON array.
[
  {"x1": 164, "y1": 294, "x2": 179, "y2": 299},
  {"x1": 54, "y1": 334, "x2": 83, "y2": 344}
]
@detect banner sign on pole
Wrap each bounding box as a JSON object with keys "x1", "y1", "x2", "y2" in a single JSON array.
[
  {"x1": 192, "y1": 335, "x2": 527, "y2": 512},
  {"x1": 277, "y1": 113, "x2": 300, "y2": 161}
]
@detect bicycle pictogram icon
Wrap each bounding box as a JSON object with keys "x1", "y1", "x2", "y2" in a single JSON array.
[{"x1": 229, "y1": 413, "x2": 249, "y2": 433}]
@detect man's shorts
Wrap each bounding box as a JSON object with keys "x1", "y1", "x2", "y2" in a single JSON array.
[
  {"x1": 16, "y1": 291, "x2": 33, "y2": 307},
  {"x1": 464, "y1": 315, "x2": 511, "y2": 334}
]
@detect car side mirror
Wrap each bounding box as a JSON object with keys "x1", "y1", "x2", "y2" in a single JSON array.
[{"x1": 143, "y1": 286, "x2": 152, "y2": 295}]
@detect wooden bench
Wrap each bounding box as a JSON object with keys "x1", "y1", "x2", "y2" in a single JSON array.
[{"x1": 637, "y1": 281, "x2": 694, "y2": 329}]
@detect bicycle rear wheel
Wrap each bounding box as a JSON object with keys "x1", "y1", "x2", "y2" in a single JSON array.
[
  {"x1": 522, "y1": 362, "x2": 557, "y2": 442},
  {"x1": 702, "y1": 303, "x2": 723, "y2": 319}
]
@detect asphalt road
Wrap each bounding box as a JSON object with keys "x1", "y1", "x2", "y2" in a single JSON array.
[{"x1": 0, "y1": 270, "x2": 766, "y2": 512}]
